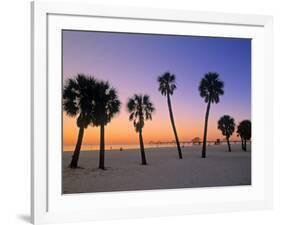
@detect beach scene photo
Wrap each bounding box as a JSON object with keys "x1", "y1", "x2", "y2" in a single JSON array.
[{"x1": 62, "y1": 30, "x2": 251, "y2": 194}]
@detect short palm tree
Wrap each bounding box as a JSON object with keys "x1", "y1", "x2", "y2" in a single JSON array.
[
  {"x1": 237, "y1": 120, "x2": 251, "y2": 151},
  {"x1": 63, "y1": 74, "x2": 96, "y2": 168},
  {"x1": 157, "y1": 72, "x2": 182, "y2": 159},
  {"x1": 92, "y1": 81, "x2": 121, "y2": 169},
  {"x1": 217, "y1": 115, "x2": 235, "y2": 152},
  {"x1": 127, "y1": 94, "x2": 155, "y2": 165},
  {"x1": 199, "y1": 72, "x2": 224, "y2": 158}
]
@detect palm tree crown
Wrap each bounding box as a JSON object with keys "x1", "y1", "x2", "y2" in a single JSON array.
[
  {"x1": 237, "y1": 120, "x2": 251, "y2": 151},
  {"x1": 237, "y1": 120, "x2": 251, "y2": 140},
  {"x1": 158, "y1": 72, "x2": 177, "y2": 96},
  {"x1": 127, "y1": 94, "x2": 155, "y2": 132},
  {"x1": 63, "y1": 74, "x2": 96, "y2": 127},
  {"x1": 91, "y1": 80, "x2": 121, "y2": 126},
  {"x1": 199, "y1": 72, "x2": 224, "y2": 104},
  {"x1": 217, "y1": 115, "x2": 235, "y2": 139}
]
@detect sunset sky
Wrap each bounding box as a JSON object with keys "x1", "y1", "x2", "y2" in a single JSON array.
[{"x1": 62, "y1": 30, "x2": 251, "y2": 147}]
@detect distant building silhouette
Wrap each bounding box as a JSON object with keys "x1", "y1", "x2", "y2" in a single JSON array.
[{"x1": 192, "y1": 137, "x2": 201, "y2": 145}]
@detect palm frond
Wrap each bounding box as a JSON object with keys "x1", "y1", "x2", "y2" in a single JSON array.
[
  {"x1": 237, "y1": 120, "x2": 251, "y2": 140},
  {"x1": 217, "y1": 115, "x2": 235, "y2": 138},
  {"x1": 157, "y1": 72, "x2": 177, "y2": 96},
  {"x1": 63, "y1": 74, "x2": 96, "y2": 128},
  {"x1": 126, "y1": 94, "x2": 155, "y2": 132},
  {"x1": 92, "y1": 80, "x2": 121, "y2": 126},
  {"x1": 199, "y1": 72, "x2": 224, "y2": 104}
]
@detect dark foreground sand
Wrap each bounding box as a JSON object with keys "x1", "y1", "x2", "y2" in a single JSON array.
[{"x1": 62, "y1": 144, "x2": 251, "y2": 194}]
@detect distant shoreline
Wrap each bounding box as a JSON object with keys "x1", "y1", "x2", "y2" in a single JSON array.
[{"x1": 63, "y1": 142, "x2": 247, "y2": 152}]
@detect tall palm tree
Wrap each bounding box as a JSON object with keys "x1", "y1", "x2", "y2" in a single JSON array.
[
  {"x1": 199, "y1": 72, "x2": 224, "y2": 158},
  {"x1": 237, "y1": 120, "x2": 251, "y2": 151},
  {"x1": 92, "y1": 81, "x2": 121, "y2": 170},
  {"x1": 63, "y1": 74, "x2": 96, "y2": 168},
  {"x1": 127, "y1": 94, "x2": 155, "y2": 165},
  {"x1": 217, "y1": 115, "x2": 235, "y2": 152},
  {"x1": 157, "y1": 72, "x2": 182, "y2": 159}
]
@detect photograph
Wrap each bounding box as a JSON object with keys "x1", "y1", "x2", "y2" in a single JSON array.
[{"x1": 62, "y1": 30, "x2": 251, "y2": 194}]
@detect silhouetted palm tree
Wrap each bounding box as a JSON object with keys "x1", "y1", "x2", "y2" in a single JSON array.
[
  {"x1": 217, "y1": 115, "x2": 235, "y2": 152},
  {"x1": 63, "y1": 74, "x2": 96, "y2": 168},
  {"x1": 237, "y1": 120, "x2": 251, "y2": 151},
  {"x1": 127, "y1": 94, "x2": 155, "y2": 165},
  {"x1": 237, "y1": 125, "x2": 244, "y2": 150},
  {"x1": 92, "y1": 81, "x2": 121, "y2": 169},
  {"x1": 199, "y1": 72, "x2": 224, "y2": 158},
  {"x1": 157, "y1": 72, "x2": 182, "y2": 159}
]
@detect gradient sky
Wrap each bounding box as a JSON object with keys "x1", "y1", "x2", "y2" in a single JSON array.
[{"x1": 62, "y1": 30, "x2": 251, "y2": 146}]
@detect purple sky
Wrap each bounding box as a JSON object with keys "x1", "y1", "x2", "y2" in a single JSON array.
[{"x1": 62, "y1": 30, "x2": 251, "y2": 145}]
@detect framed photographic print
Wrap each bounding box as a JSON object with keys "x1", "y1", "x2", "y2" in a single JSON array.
[{"x1": 31, "y1": 1, "x2": 273, "y2": 224}]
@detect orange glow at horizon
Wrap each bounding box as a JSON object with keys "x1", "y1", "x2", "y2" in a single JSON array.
[{"x1": 63, "y1": 111, "x2": 241, "y2": 147}]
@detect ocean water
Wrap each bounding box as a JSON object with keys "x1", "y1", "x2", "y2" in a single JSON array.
[
  {"x1": 63, "y1": 142, "x2": 233, "y2": 152},
  {"x1": 63, "y1": 143, "x2": 181, "y2": 151}
]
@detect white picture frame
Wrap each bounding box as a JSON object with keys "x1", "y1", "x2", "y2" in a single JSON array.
[{"x1": 31, "y1": 1, "x2": 273, "y2": 224}]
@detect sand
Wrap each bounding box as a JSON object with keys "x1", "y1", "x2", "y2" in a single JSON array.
[{"x1": 62, "y1": 144, "x2": 251, "y2": 194}]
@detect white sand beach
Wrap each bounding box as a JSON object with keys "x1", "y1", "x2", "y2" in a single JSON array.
[{"x1": 62, "y1": 144, "x2": 251, "y2": 194}]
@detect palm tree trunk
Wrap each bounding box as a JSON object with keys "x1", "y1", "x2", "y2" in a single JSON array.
[
  {"x1": 244, "y1": 140, "x2": 247, "y2": 151},
  {"x1": 99, "y1": 124, "x2": 105, "y2": 170},
  {"x1": 139, "y1": 128, "x2": 147, "y2": 165},
  {"x1": 241, "y1": 138, "x2": 247, "y2": 151},
  {"x1": 202, "y1": 100, "x2": 211, "y2": 158},
  {"x1": 167, "y1": 94, "x2": 182, "y2": 159},
  {"x1": 227, "y1": 137, "x2": 231, "y2": 152},
  {"x1": 69, "y1": 126, "x2": 84, "y2": 168}
]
